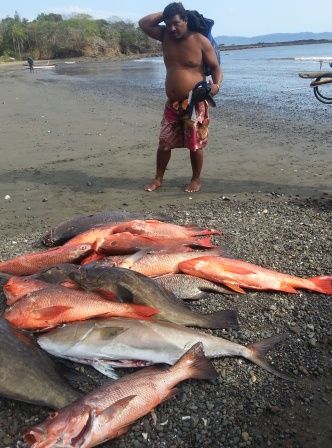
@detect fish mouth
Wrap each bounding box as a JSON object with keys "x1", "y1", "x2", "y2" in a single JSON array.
[
  {"x1": 24, "y1": 427, "x2": 46, "y2": 445},
  {"x1": 41, "y1": 230, "x2": 54, "y2": 246}
]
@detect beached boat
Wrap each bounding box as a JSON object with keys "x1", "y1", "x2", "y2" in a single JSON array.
[
  {"x1": 24, "y1": 63, "x2": 57, "y2": 69},
  {"x1": 26, "y1": 65, "x2": 57, "y2": 69}
]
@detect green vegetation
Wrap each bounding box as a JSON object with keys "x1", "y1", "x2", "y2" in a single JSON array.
[{"x1": 0, "y1": 11, "x2": 161, "y2": 60}]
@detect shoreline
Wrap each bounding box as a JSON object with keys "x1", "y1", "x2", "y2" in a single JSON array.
[{"x1": 219, "y1": 39, "x2": 332, "y2": 51}]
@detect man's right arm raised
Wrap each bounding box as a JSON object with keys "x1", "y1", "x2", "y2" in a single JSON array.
[{"x1": 139, "y1": 12, "x2": 165, "y2": 41}]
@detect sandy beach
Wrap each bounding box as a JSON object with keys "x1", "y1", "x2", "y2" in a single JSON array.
[
  {"x1": 0, "y1": 60, "x2": 331, "y2": 448},
  {"x1": 0, "y1": 60, "x2": 331, "y2": 239}
]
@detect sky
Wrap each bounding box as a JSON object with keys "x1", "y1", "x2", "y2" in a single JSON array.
[{"x1": 0, "y1": 1, "x2": 331, "y2": 37}]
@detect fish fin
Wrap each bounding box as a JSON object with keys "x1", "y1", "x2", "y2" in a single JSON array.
[
  {"x1": 93, "y1": 325, "x2": 126, "y2": 337},
  {"x1": 72, "y1": 397, "x2": 135, "y2": 446},
  {"x1": 246, "y1": 333, "x2": 293, "y2": 380},
  {"x1": 173, "y1": 342, "x2": 218, "y2": 380},
  {"x1": 202, "y1": 309, "x2": 239, "y2": 329},
  {"x1": 107, "y1": 304, "x2": 159, "y2": 320},
  {"x1": 113, "y1": 424, "x2": 134, "y2": 438},
  {"x1": 184, "y1": 225, "x2": 222, "y2": 236},
  {"x1": 34, "y1": 305, "x2": 72, "y2": 320},
  {"x1": 101, "y1": 395, "x2": 136, "y2": 417},
  {"x1": 159, "y1": 387, "x2": 179, "y2": 404},
  {"x1": 91, "y1": 397, "x2": 136, "y2": 439},
  {"x1": 279, "y1": 282, "x2": 299, "y2": 293},
  {"x1": 94, "y1": 288, "x2": 117, "y2": 301},
  {"x1": 306, "y1": 276, "x2": 332, "y2": 294},
  {"x1": 92, "y1": 360, "x2": 119, "y2": 379},
  {"x1": 119, "y1": 250, "x2": 148, "y2": 268},
  {"x1": 198, "y1": 228, "x2": 222, "y2": 236},
  {"x1": 221, "y1": 281, "x2": 247, "y2": 294}
]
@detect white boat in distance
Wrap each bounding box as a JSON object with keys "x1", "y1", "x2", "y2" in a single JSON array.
[{"x1": 24, "y1": 61, "x2": 57, "y2": 69}]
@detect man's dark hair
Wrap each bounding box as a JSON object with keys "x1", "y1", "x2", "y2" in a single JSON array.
[{"x1": 163, "y1": 2, "x2": 187, "y2": 22}]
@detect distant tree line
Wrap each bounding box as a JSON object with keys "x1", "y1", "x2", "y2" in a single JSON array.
[{"x1": 0, "y1": 12, "x2": 161, "y2": 60}]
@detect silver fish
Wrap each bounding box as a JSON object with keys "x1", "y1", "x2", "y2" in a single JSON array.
[
  {"x1": 0, "y1": 317, "x2": 80, "y2": 408},
  {"x1": 38, "y1": 318, "x2": 290, "y2": 380},
  {"x1": 154, "y1": 274, "x2": 235, "y2": 299},
  {"x1": 69, "y1": 266, "x2": 238, "y2": 330}
]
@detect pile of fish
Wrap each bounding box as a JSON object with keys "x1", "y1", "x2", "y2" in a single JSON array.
[{"x1": 0, "y1": 210, "x2": 331, "y2": 447}]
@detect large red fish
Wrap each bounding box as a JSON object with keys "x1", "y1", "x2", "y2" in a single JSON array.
[
  {"x1": 111, "y1": 219, "x2": 221, "y2": 238},
  {"x1": 24, "y1": 342, "x2": 217, "y2": 448},
  {"x1": 178, "y1": 256, "x2": 332, "y2": 294},
  {"x1": 95, "y1": 232, "x2": 215, "y2": 255},
  {"x1": 4, "y1": 285, "x2": 159, "y2": 330},
  {"x1": 0, "y1": 244, "x2": 92, "y2": 276},
  {"x1": 118, "y1": 249, "x2": 222, "y2": 277}
]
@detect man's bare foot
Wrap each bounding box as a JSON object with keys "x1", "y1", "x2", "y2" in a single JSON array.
[
  {"x1": 144, "y1": 179, "x2": 162, "y2": 192},
  {"x1": 185, "y1": 179, "x2": 201, "y2": 193}
]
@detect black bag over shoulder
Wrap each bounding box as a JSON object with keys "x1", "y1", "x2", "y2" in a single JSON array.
[{"x1": 186, "y1": 10, "x2": 221, "y2": 76}]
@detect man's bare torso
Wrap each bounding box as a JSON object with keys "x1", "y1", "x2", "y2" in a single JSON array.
[{"x1": 163, "y1": 32, "x2": 205, "y2": 101}]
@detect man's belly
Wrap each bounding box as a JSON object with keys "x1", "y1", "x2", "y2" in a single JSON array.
[{"x1": 165, "y1": 70, "x2": 205, "y2": 101}]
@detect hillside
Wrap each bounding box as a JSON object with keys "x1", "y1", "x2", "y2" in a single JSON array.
[{"x1": 215, "y1": 32, "x2": 332, "y2": 46}]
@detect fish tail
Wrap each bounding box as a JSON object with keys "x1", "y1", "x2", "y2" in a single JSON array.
[
  {"x1": 200, "y1": 309, "x2": 239, "y2": 329},
  {"x1": 174, "y1": 342, "x2": 218, "y2": 380},
  {"x1": 245, "y1": 334, "x2": 292, "y2": 380},
  {"x1": 191, "y1": 237, "x2": 216, "y2": 248},
  {"x1": 306, "y1": 275, "x2": 332, "y2": 294},
  {"x1": 187, "y1": 226, "x2": 222, "y2": 236}
]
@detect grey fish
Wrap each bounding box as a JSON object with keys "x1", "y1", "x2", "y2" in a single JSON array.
[
  {"x1": 41, "y1": 210, "x2": 170, "y2": 246},
  {"x1": 38, "y1": 318, "x2": 290, "y2": 380},
  {"x1": 32, "y1": 263, "x2": 81, "y2": 284},
  {"x1": 69, "y1": 266, "x2": 238, "y2": 330},
  {"x1": 154, "y1": 274, "x2": 235, "y2": 299},
  {"x1": 0, "y1": 317, "x2": 80, "y2": 408}
]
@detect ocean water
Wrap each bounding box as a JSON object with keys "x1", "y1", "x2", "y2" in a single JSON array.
[{"x1": 54, "y1": 43, "x2": 332, "y2": 118}]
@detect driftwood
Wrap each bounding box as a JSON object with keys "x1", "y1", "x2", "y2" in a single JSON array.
[
  {"x1": 299, "y1": 70, "x2": 332, "y2": 104},
  {"x1": 298, "y1": 71, "x2": 332, "y2": 79},
  {"x1": 310, "y1": 77, "x2": 332, "y2": 87}
]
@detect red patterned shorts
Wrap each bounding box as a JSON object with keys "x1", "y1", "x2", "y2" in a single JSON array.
[{"x1": 158, "y1": 99, "x2": 209, "y2": 152}]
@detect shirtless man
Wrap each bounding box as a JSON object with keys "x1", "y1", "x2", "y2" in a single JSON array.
[{"x1": 139, "y1": 2, "x2": 223, "y2": 193}]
